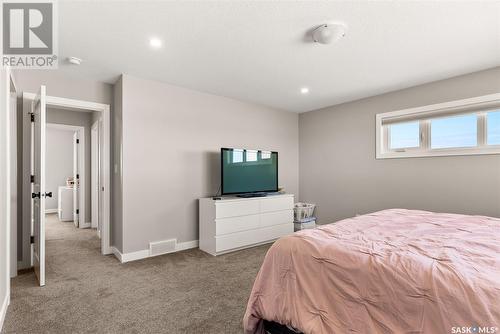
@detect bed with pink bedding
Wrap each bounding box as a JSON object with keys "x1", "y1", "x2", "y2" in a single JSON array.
[{"x1": 243, "y1": 209, "x2": 500, "y2": 334}]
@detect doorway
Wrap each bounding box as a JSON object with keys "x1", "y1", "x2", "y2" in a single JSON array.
[
  {"x1": 44, "y1": 122, "x2": 97, "y2": 275},
  {"x1": 26, "y1": 89, "x2": 111, "y2": 287},
  {"x1": 45, "y1": 123, "x2": 85, "y2": 229}
]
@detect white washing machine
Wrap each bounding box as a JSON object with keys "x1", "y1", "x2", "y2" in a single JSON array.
[{"x1": 58, "y1": 186, "x2": 74, "y2": 221}]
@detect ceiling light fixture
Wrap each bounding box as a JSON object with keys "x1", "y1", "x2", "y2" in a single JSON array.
[
  {"x1": 67, "y1": 57, "x2": 82, "y2": 65},
  {"x1": 300, "y1": 87, "x2": 310, "y2": 94},
  {"x1": 312, "y1": 23, "x2": 347, "y2": 44},
  {"x1": 149, "y1": 37, "x2": 162, "y2": 48}
]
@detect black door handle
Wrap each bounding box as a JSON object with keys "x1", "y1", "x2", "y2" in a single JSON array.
[
  {"x1": 43, "y1": 192, "x2": 52, "y2": 198},
  {"x1": 32, "y1": 192, "x2": 40, "y2": 199}
]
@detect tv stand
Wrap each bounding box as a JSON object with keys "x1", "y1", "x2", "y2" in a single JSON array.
[
  {"x1": 199, "y1": 194, "x2": 294, "y2": 256},
  {"x1": 236, "y1": 192, "x2": 268, "y2": 198}
]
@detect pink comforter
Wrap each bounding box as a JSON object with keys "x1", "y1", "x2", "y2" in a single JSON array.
[{"x1": 243, "y1": 209, "x2": 500, "y2": 334}]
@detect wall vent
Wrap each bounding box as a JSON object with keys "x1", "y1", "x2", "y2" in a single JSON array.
[{"x1": 149, "y1": 239, "x2": 176, "y2": 256}]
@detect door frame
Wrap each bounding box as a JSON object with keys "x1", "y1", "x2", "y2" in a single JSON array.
[
  {"x1": 46, "y1": 123, "x2": 85, "y2": 227},
  {"x1": 25, "y1": 93, "x2": 112, "y2": 255},
  {"x1": 1, "y1": 67, "x2": 15, "y2": 322},
  {"x1": 9, "y1": 73, "x2": 17, "y2": 279},
  {"x1": 90, "y1": 120, "x2": 99, "y2": 231}
]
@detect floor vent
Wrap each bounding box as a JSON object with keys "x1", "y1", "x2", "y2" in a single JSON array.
[{"x1": 149, "y1": 239, "x2": 176, "y2": 256}]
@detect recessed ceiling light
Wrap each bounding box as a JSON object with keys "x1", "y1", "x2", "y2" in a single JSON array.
[
  {"x1": 149, "y1": 37, "x2": 162, "y2": 48},
  {"x1": 300, "y1": 87, "x2": 310, "y2": 94}
]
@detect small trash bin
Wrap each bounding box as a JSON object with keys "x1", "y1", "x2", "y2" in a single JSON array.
[
  {"x1": 294, "y1": 203, "x2": 316, "y2": 231},
  {"x1": 294, "y1": 202, "x2": 315, "y2": 221}
]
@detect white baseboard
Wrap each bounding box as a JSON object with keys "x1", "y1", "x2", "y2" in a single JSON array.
[
  {"x1": 102, "y1": 245, "x2": 113, "y2": 256},
  {"x1": 176, "y1": 240, "x2": 199, "y2": 252},
  {"x1": 0, "y1": 294, "x2": 10, "y2": 333},
  {"x1": 79, "y1": 222, "x2": 91, "y2": 229},
  {"x1": 112, "y1": 240, "x2": 199, "y2": 263},
  {"x1": 45, "y1": 208, "x2": 58, "y2": 214},
  {"x1": 121, "y1": 249, "x2": 149, "y2": 263},
  {"x1": 111, "y1": 246, "x2": 123, "y2": 262}
]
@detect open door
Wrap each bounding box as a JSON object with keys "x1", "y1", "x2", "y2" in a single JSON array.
[
  {"x1": 73, "y1": 132, "x2": 79, "y2": 226},
  {"x1": 32, "y1": 85, "x2": 46, "y2": 287}
]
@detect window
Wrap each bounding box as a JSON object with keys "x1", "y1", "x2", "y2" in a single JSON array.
[
  {"x1": 431, "y1": 114, "x2": 477, "y2": 149},
  {"x1": 261, "y1": 151, "x2": 271, "y2": 159},
  {"x1": 232, "y1": 149, "x2": 243, "y2": 163},
  {"x1": 231, "y1": 149, "x2": 270, "y2": 163},
  {"x1": 389, "y1": 121, "x2": 420, "y2": 150},
  {"x1": 487, "y1": 110, "x2": 500, "y2": 146},
  {"x1": 376, "y1": 94, "x2": 500, "y2": 159},
  {"x1": 246, "y1": 150, "x2": 257, "y2": 162}
]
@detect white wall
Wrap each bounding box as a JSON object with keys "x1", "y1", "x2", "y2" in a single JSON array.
[
  {"x1": 116, "y1": 74, "x2": 299, "y2": 254},
  {"x1": 0, "y1": 69, "x2": 12, "y2": 331},
  {"x1": 45, "y1": 128, "x2": 74, "y2": 211},
  {"x1": 299, "y1": 67, "x2": 500, "y2": 224}
]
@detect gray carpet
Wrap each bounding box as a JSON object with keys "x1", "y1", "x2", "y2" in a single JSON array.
[{"x1": 3, "y1": 214, "x2": 270, "y2": 334}]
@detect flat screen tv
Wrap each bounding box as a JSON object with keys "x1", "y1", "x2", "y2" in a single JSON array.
[{"x1": 221, "y1": 148, "x2": 278, "y2": 195}]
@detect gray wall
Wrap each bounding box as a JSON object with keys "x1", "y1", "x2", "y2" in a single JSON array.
[
  {"x1": 13, "y1": 70, "x2": 113, "y2": 104},
  {"x1": 112, "y1": 77, "x2": 123, "y2": 252},
  {"x1": 45, "y1": 127, "x2": 74, "y2": 210},
  {"x1": 118, "y1": 74, "x2": 299, "y2": 253},
  {"x1": 14, "y1": 70, "x2": 113, "y2": 269},
  {"x1": 299, "y1": 67, "x2": 500, "y2": 224}
]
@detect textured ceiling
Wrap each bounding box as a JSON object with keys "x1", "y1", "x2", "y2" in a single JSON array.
[{"x1": 55, "y1": 1, "x2": 500, "y2": 112}]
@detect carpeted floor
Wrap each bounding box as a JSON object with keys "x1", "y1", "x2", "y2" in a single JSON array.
[{"x1": 3, "y1": 214, "x2": 270, "y2": 334}]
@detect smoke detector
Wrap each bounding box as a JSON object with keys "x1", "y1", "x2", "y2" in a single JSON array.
[
  {"x1": 312, "y1": 23, "x2": 347, "y2": 44},
  {"x1": 67, "y1": 57, "x2": 82, "y2": 65}
]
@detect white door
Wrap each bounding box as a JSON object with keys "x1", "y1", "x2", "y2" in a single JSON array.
[
  {"x1": 73, "y1": 132, "x2": 79, "y2": 226},
  {"x1": 32, "y1": 85, "x2": 46, "y2": 287},
  {"x1": 91, "y1": 122, "x2": 99, "y2": 230}
]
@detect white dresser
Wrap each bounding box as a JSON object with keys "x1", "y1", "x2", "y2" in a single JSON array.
[{"x1": 199, "y1": 194, "x2": 294, "y2": 256}]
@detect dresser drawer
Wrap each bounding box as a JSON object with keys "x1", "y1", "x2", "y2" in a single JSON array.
[
  {"x1": 260, "y1": 210, "x2": 293, "y2": 228},
  {"x1": 216, "y1": 215, "x2": 260, "y2": 236},
  {"x1": 260, "y1": 196, "x2": 293, "y2": 213},
  {"x1": 215, "y1": 200, "x2": 260, "y2": 218},
  {"x1": 215, "y1": 223, "x2": 293, "y2": 253}
]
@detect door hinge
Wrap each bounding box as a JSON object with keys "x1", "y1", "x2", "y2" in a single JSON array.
[
  {"x1": 76, "y1": 209, "x2": 79, "y2": 214},
  {"x1": 30, "y1": 175, "x2": 35, "y2": 183},
  {"x1": 30, "y1": 113, "x2": 35, "y2": 122},
  {"x1": 76, "y1": 139, "x2": 79, "y2": 144},
  {"x1": 76, "y1": 174, "x2": 79, "y2": 179},
  {"x1": 30, "y1": 236, "x2": 34, "y2": 244}
]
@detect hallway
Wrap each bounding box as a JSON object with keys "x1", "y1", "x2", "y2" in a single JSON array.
[
  {"x1": 2, "y1": 215, "x2": 268, "y2": 334},
  {"x1": 4, "y1": 214, "x2": 105, "y2": 332}
]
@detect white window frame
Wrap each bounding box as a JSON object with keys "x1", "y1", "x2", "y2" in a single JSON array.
[{"x1": 376, "y1": 93, "x2": 500, "y2": 159}]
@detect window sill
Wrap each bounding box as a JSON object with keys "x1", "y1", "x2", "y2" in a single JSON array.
[{"x1": 376, "y1": 146, "x2": 500, "y2": 159}]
